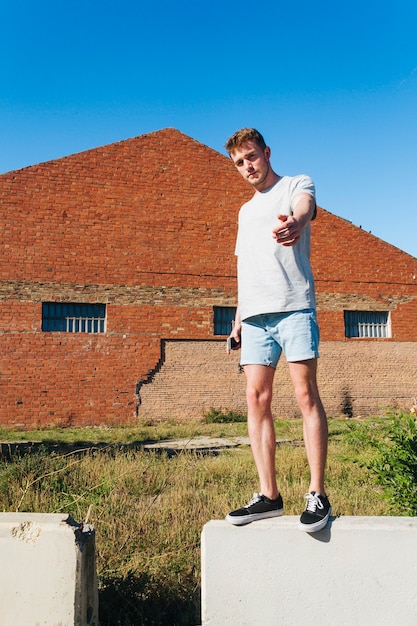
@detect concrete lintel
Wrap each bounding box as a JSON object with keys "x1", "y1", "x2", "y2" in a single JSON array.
[
  {"x1": 201, "y1": 516, "x2": 417, "y2": 626},
  {"x1": 0, "y1": 512, "x2": 98, "y2": 626}
]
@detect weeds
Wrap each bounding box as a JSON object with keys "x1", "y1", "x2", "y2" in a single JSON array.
[
  {"x1": 340, "y1": 411, "x2": 417, "y2": 515},
  {"x1": 204, "y1": 407, "x2": 247, "y2": 423},
  {"x1": 368, "y1": 411, "x2": 417, "y2": 515}
]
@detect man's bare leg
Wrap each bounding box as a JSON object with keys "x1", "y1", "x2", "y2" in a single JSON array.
[
  {"x1": 243, "y1": 364, "x2": 279, "y2": 500},
  {"x1": 288, "y1": 359, "x2": 328, "y2": 495}
]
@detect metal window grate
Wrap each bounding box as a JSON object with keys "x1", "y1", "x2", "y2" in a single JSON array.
[
  {"x1": 344, "y1": 310, "x2": 390, "y2": 338},
  {"x1": 42, "y1": 303, "x2": 106, "y2": 333},
  {"x1": 213, "y1": 306, "x2": 237, "y2": 335}
]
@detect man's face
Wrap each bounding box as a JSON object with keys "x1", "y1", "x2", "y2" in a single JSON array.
[{"x1": 230, "y1": 140, "x2": 272, "y2": 191}]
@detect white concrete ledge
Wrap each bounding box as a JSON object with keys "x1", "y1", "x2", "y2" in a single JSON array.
[
  {"x1": 0, "y1": 512, "x2": 98, "y2": 626},
  {"x1": 201, "y1": 516, "x2": 417, "y2": 626}
]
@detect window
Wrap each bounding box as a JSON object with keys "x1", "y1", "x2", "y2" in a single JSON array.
[
  {"x1": 344, "y1": 310, "x2": 391, "y2": 338},
  {"x1": 42, "y1": 303, "x2": 106, "y2": 333},
  {"x1": 213, "y1": 306, "x2": 236, "y2": 335}
]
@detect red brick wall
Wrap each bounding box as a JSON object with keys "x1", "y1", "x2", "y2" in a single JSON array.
[
  {"x1": 0, "y1": 129, "x2": 249, "y2": 287},
  {"x1": 311, "y1": 209, "x2": 417, "y2": 342},
  {"x1": 0, "y1": 129, "x2": 416, "y2": 427}
]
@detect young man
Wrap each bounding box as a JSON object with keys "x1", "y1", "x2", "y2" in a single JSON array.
[{"x1": 225, "y1": 128, "x2": 331, "y2": 533}]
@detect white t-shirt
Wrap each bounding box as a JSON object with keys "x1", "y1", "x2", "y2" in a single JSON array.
[{"x1": 235, "y1": 174, "x2": 316, "y2": 321}]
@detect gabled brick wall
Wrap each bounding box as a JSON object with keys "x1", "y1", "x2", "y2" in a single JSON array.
[
  {"x1": 1, "y1": 128, "x2": 250, "y2": 287},
  {"x1": 0, "y1": 128, "x2": 416, "y2": 427}
]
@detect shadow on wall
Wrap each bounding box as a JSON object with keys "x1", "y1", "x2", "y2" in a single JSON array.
[{"x1": 340, "y1": 387, "x2": 354, "y2": 419}]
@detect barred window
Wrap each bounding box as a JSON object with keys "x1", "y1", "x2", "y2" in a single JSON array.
[
  {"x1": 42, "y1": 303, "x2": 106, "y2": 333},
  {"x1": 213, "y1": 306, "x2": 236, "y2": 335},
  {"x1": 344, "y1": 310, "x2": 391, "y2": 338}
]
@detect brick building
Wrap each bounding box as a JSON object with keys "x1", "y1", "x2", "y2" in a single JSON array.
[{"x1": 0, "y1": 128, "x2": 416, "y2": 428}]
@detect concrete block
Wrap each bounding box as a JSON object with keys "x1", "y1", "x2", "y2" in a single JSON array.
[
  {"x1": 0, "y1": 512, "x2": 98, "y2": 626},
  {"x1": 201, "y1": 516, "x2": 417, "y2": 626}
]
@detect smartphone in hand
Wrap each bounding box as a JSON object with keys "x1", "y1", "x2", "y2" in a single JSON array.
[{"x1": 227, "y1": 336, "x2": 240, "y2": 351}]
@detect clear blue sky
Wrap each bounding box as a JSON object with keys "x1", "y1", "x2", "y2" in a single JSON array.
[{"x1": 1, "y1": 0, "x2": 417, "y2": 258}]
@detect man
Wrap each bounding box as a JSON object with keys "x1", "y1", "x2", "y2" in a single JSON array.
[{"x1": 225, "y1": 128, "x2": 331, "y2": 533}]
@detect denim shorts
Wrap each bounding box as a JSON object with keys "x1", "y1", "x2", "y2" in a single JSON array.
[{"x1": 240, "y1": 309, "x2": 320, "y2": 367}]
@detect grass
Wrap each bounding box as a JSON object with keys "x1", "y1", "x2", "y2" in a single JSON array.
[{"x1": 0, "y1": 414, "x2": 402, "y2": 624}]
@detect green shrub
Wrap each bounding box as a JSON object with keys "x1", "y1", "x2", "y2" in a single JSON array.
[
  {"x1": 369, "y1": 411, "x2": 417, "y2": 515},
  {"x1": 203, "y1": 407, "x2": 247, "y2": 424}
]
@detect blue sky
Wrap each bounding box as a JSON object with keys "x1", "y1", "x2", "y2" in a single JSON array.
[{"x1": 1, "y1": 0, "x2": 417, "y2": 258}]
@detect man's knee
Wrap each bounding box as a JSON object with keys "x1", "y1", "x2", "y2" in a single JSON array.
[
  {"x1": 294, "y1": 383, "x2": 321, "y2": 415},
  {"x1": 246, "y1": 384, "x2": 273, "y2": 410}
]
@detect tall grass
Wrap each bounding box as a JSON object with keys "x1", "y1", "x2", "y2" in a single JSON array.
[{"x1": 0, "y1": 415, "x2": 401, "y2": 625}]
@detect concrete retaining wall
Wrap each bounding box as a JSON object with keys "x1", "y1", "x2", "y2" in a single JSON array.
[
  {"x1": 0, "y1": 512, "x2": 98, "y2": 626},
  {"x1": 201, "y1": 516, "x2": 417, "y2": 625}
]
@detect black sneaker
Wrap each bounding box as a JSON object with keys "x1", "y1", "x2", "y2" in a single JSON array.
[
  {"x1": 298, "y1": 491, "x2": 331, "y2": 532},
  {"x1": 226, "y1": 492, "x2": 284, "y2": 526}
]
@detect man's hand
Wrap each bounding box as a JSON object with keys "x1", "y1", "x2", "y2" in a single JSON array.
[
  {"x1": 226, "y1": 320, "x2": 242, "y2": 354},
  {"x1": 272, "y1": 214, "x2": 301, "y2": 247},
  {"x1": 272, "y1": 193, "x2": 316, "y2": 247}
]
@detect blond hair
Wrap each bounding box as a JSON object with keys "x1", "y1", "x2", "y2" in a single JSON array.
[{"x1": 225, "y1": 128, "x2": 267, "y2": 155}]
